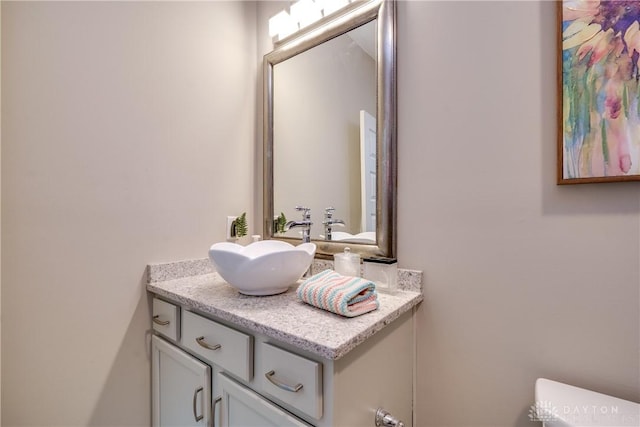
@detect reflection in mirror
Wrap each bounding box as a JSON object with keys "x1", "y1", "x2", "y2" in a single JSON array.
[
  {"x1": 264, "y1": 0, "x2": 396, "y2": 259},
  {"x1": 273, "y1": 20, "x2": 377, "y2": 242}
]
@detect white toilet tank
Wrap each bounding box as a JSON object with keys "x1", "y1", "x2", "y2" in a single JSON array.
[{"x1": 533, "y1": 378, "x2": 639, "y2": 427}]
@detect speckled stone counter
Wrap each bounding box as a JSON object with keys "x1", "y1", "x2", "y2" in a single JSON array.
[{"x1": 146, "y1": 261, "x2": 423, "y2": 360}]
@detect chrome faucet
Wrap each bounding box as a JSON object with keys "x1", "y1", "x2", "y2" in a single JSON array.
[
  {"x1": 284, "y1": 206, "x2": 313, "y2": 278},
  {"x1": 322, "y1": 207, "x2": 345, "y2": 241},
  {"x1": 284, "y1": 206, "x2": 313, "y2": 244}
]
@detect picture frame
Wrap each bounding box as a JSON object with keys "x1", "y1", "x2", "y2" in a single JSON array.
[{"x1": 558, "y1": 1, "x2": 640, "y2": 184}]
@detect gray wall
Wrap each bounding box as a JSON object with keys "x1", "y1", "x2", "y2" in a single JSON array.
[
  {"x1": 2, "y1": 2, "x2": 256, "y2": 425},
  {"x1": 398, "y1": 2, "x2": 639, "y2": 426},
  {"x1": 0, "y1": 3, "x2": 3, "y2": 422}
]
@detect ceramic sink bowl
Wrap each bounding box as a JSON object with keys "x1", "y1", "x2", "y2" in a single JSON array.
[{"x1": 208, "y1": 240, "x2": 316, "y2": 296}]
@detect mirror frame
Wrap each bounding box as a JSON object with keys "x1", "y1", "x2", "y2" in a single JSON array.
[{"x1": 263, "y1": 0, "x2": 396, "y2": 259}]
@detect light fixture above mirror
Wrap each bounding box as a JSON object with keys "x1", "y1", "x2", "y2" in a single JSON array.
[
  {"x1": 269, "y1": 0, "x2": 355, "y2": 43},
  {"x1": 263, "y1": 0, "x2": 396, "y2": 259}
]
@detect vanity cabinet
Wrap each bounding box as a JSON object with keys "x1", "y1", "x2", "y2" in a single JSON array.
[{"x1": 150, "y1": 295, "x2": 415, "y2": 427}]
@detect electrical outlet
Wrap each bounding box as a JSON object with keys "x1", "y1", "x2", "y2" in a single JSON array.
[{"x1": 226, "y1": 216, "x2": 237, "y2": 240}]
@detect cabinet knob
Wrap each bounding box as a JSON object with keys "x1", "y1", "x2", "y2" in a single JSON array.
[{"x1": 375, "y1": 408, "x2": 405, "y2": 427}]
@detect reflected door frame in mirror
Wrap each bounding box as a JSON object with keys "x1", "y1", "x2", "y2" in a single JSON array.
[{"x1": 263, "y1": 0, "x2": 396, "y2": 259}]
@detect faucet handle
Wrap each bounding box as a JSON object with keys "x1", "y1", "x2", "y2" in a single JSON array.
[
  {"x1": 324, "y1": 207, "x2": 335, "y2": 219},
  {"x1": 295, "y1": 206, "x2": 311, "y2": 220}
]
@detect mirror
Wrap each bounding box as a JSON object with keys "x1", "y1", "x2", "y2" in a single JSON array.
[
  {"x1": 273, "y1": 20, "x2": 377, "y2": 243},
  {"x1": 264, "y1": 0, "x2": 396, "y2": 259}
]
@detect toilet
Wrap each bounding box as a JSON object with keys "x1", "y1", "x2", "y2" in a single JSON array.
[{"x1": 534, "y1": 378, "x2": 640, "y2": 426}]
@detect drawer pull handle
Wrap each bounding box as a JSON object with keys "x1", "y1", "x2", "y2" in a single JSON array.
[
  {"x1": 192, "y1": 386, "x2": 204, "y2": 422},
  {"x1": 265, "y1": 370, "x2": 303, "y2": 393},
  {"x1": 196, "y1": 336, "x2": 221, "y2": 351},
  {"x1": 212, "y1": 396, "x2": 222, "y2": 426},
  {"x1": 152, "y1": 315, "x2": 170, "y2": 326}
]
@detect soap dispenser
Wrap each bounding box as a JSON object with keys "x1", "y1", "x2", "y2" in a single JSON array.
[{"x1": 333, "y1": 247, "x2": 360, "y2": 277}]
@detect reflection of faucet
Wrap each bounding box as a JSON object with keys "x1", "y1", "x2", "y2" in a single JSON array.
[
  {"x1": 322, "y1": 207, "x2": 345, "y2": 241},
  {"x1": 284, "y1": 206, "x2": 313, "y2": 244}
]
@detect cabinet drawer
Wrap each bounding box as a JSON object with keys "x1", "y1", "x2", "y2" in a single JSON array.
[
  {"x1": 182, "y1": 311, "x2": 252, "y2": 382},
  {"x1": 152, "y1": 298, "x2": 179, "y2": 341},
  {"x1": 219, "y1": 373, "x2": 311, "y2": 427},
  {"x1": 258, "y1": 342, "x2": 322, "y2": 420}
]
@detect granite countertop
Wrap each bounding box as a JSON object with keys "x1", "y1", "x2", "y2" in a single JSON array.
[{"x1": 146, "y1": 259, "x2": 423, "y2": 360}]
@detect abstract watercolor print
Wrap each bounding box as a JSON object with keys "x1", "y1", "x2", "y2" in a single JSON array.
[{"x1": 560, "y1": 0, "x2": 640, "y2": 183}]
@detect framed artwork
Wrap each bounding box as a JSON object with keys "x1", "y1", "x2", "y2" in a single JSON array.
[{"x1": 559, "y1": 1, "x2": 640, "y2": 184}]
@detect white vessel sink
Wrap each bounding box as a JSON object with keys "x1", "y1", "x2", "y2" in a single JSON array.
[{"x1": 208, "y1": 240, "x2": 316, "y2": 296}]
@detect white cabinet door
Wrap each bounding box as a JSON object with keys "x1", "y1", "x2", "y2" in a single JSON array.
[
  {"x1": 152, "y1": 335, "x2": 212, "y2": 427},
  {"x1": 218, "y1": 373, "x2": 310, "y2": 427}
]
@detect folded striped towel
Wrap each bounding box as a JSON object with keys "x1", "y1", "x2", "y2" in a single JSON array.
[{"x1": 296, "y1": 269, "x2": 379, "y2": 317}]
